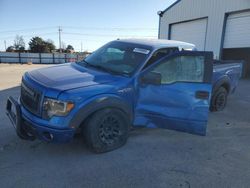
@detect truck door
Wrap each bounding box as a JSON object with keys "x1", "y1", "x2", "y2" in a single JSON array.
[{"x1": 134, "y1": 51, "x2": 213, "y2": 135}]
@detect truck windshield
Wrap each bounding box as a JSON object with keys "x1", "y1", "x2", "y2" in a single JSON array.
[{"x1": 79, "y1": 41, "x2": 151, "y2": 76}]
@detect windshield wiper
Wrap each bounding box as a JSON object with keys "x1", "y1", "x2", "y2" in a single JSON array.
[
  {"x1": 92, "y1": 64, "x2": 126, "y2": 76},
  {"x1": 76, "y1": 60, "x2": 89, "y2": 67},
  {"x1": 80, "y1": 60, "x2": 93, "y2": 67},
  {"x1": 79, "y1": 60, "x2": 127, "y2": 76}
]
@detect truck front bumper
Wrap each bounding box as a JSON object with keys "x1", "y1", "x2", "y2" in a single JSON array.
[{"x1": 6, "y1": 96, "x2": 75, "y2": 143}]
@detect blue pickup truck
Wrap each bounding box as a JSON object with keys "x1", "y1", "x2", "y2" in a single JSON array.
[{"x1": 6, "y1": 39, "x2": 241, "y2": 153}]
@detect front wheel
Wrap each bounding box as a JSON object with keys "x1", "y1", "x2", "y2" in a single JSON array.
[
  {"x1": 210, "y1": 87, "x2": 228, "y2": 112},
  {"x1": 83, "y1": 108, "x2": 129, "y2": 153}
]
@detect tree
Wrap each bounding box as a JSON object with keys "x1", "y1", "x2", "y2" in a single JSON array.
[
  {"x1": 65, "y1": 44, "x2": 74, "y2": 53},
  {"x1": 66, "y1": 45, "x2": 74, "y2": 51},
  {"x1": 44, "y1": 40, "x2": 56, "y2": 52},
  {"x1": 29, "y1": 37, "x2": 55, "y2": 53},
  {"x1": 29, "y1": 37, "x2": 44, "y2": 53},
  {"x1": 14, "y1": 35, "x2": 25, "y2": 52},
  {"x1": 6, "y1": 46, "x2": 15, "y2": 52}
]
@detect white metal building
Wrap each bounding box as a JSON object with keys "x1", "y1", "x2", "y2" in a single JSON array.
[{"x1": 158, "y1": 0, "x2": 250, "y2": 77}]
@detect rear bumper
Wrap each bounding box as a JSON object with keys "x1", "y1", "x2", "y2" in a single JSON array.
[{"x1": 6, "y1": 96, "x2": 75, "y2": 143}]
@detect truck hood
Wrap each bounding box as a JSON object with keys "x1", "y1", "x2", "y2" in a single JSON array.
[{"x1": 28, "y1": 63, "x2": 120, "y2": 91}]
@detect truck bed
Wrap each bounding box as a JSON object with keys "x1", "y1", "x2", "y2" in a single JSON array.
[{"x1": 212, "y1": 60, "x2": 242, "y2": 94}]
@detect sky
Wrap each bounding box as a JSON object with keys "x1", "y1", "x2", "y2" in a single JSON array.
[{"x1": 0, "y1": 0, "x2": 175, "y2": 52}]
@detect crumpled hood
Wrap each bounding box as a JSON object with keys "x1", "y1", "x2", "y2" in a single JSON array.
[{"x1": 28, "y1": 63, "x2": 119, "y2": 91}]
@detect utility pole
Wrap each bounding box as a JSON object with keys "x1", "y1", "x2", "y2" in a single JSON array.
[
  {"x1": 4, "y1": 40, "x2": 6, "y2": 51},
  {"x1": 81, "y1": 42, "x2": 82, "y2": 52},
  {"x1": 58, "y1": 26, "x2": 62, "y2": 53}
]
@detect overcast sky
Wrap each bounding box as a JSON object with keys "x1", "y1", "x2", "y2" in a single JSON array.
[{"x1": 0, "y1": 0, "x2": 175, "y2": 52}]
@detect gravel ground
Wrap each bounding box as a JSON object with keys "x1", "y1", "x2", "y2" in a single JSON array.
[{"x1": 0, "y1": 63, "x2": 250, "y2": 188}]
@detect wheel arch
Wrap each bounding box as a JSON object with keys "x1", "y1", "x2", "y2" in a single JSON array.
[
  {"x1": 213, "y1": 76, "x2": 231, "y2": 94},
  {"x1": 69, "y1": 96, "x2": 133, "y2": 129}
]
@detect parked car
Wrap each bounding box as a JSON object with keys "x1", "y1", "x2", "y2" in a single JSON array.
[{"x1": 6, "y1": 39, "x2": 242, "y2": 153}]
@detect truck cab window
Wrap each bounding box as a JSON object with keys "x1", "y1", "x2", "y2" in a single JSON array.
[
  {"x1": 143, "y1": 48, "x2": 179, "y2": 69},
  {"x1": 150, "y1": 55, "x2": 205, "y2": 84}
]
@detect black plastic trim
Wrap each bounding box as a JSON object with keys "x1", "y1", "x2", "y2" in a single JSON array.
[
  {"x1": 69, "y1": 97, "x2": 133, "y2": 129},
  {"x1": 6, "y1": 96, "x2": 36, "y2": 140},
  {"x1": 212, "y1": 76, "x2": 231, "y2": 93},
  {"x1": 195, "y1": 91, "x2": 210, "y2": 100}
]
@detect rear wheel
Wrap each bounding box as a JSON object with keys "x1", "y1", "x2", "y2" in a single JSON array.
[
  {"x1": 83, "y1": 108, "x2": 129, "y2": 153},
  {"x1": 210, "y1": 87, "x2": 228, "y2": 112}
]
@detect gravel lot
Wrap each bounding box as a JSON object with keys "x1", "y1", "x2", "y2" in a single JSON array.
[{"x1": 0, "y1": 64, "x2": 250, "y2": 188}]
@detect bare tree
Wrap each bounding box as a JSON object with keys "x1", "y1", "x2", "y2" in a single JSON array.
[{"x1": 14, "y1": 35, "x2": 25, "y2": 52}]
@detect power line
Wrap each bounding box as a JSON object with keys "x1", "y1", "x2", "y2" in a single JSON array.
[
  {"x1": 0, "y1": 26, "x2": 157, "y2": 41},
  {"x1": 0, "y1": 26, "x2": 157, "y2": 35},
  {"x1": 63, "y1": 32, "x2": 156, "y2": 38},
  {"x1": 0, "y1": 32, "x2": 58, "y2": 40},
  {"x1": 0, "y1": 26, "x2": 158, "y2": 51},
  {"x1": 62, "y1": 26, "x2": 157, "y2": 31},
  {"x1": 0, "y1": 26, "x2": 56, "y2": 34},
  {"x1": 59, "y1": 37, "x2": 107, "y2": 42}
]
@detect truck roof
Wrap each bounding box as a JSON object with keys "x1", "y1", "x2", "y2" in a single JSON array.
[{"x1": 118, "y1": 39, "x2": 196, "y2": 51}]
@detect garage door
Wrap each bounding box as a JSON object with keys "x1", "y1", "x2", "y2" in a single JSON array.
[
  {"x1": 223, "y1": 11, "x2": 250, "y2": 48},
  {"x1": 170, "y1": 18, "x2": 207, "y2": 50}
]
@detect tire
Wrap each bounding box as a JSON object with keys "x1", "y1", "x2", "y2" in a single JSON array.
[
  {"x1": 210, "y1": 87, "x2": 228, "y2": 112},
  {"x1": 83, "y1": 108, "x2": 129, "y2": 153}
]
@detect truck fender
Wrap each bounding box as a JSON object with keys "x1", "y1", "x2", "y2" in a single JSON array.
[
  {"x1": 69, "y1": 96, "x2": 133, "y2": 129},
  {"x1": 212, "y1": 76, "x2": 230, "y2": 94}
]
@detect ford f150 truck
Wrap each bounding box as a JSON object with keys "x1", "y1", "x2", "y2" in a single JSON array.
[{"x1": 6, "y1": 39, "x2": 242, "y2": 153}]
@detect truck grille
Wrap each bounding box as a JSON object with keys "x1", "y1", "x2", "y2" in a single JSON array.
[{"x1": 20, "y1": 80, "x2": 41, "y2": 116}]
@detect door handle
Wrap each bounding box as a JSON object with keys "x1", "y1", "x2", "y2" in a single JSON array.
[{"x1": 195, "y1": 91, "x2": 210, "y2": 100}]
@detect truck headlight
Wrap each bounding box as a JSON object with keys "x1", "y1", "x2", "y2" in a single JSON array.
[{"x1": 43, "y1": 98, "x2": 74, "y2": 119}]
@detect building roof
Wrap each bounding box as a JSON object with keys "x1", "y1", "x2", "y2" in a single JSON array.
[
  {"x1": 161, "y1": 0, "x2": 181, "y2": 15},
  {"x1": 118, "y1": 38, "x2": 196, "y2": 50}
]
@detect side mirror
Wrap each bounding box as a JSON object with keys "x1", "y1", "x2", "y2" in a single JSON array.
[{"x1": 141, "y1": 72, "x2": 162, "y2": 85}]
